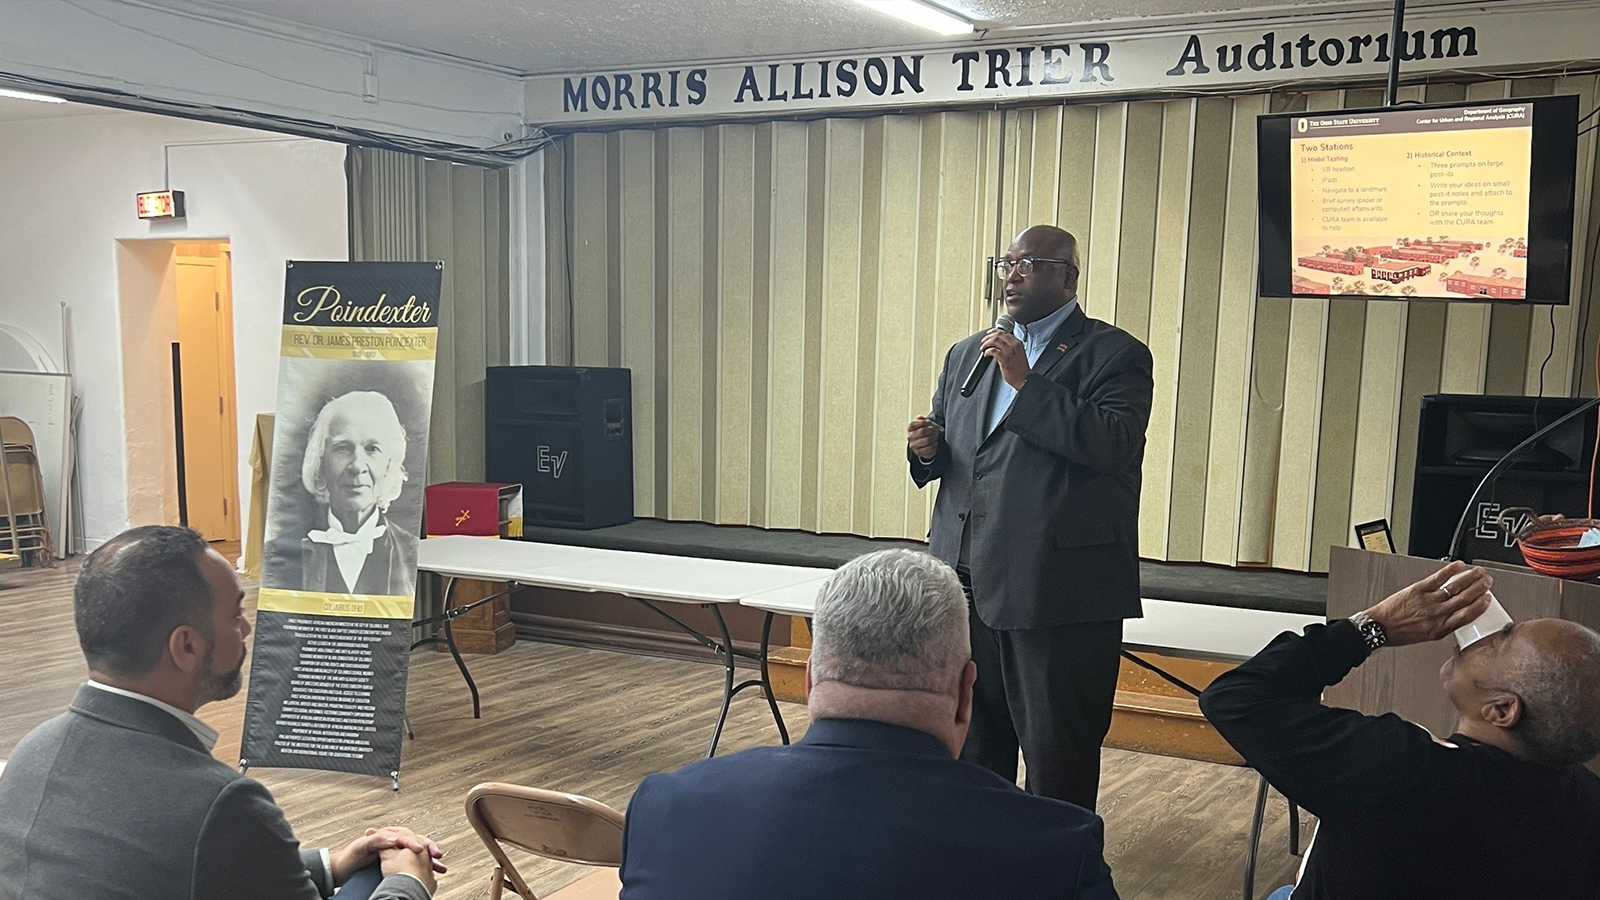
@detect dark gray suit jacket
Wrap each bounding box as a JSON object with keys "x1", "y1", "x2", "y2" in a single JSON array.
[
  {"x1": 0, "y1": 686, "x2": 429, "y2": 900},
  {"x1": 910, "y1": 305, "x2": 1153, "y2": 629}
]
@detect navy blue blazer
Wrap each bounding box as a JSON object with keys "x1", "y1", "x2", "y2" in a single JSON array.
[{"x1": 619, "y1": 718, "x2": 1119, "y2": 900}]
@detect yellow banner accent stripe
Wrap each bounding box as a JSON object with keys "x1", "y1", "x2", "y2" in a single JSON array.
[
  {"x1": 258, "y1": 587, "x2": 416, "y2": 620},
  {"x1": 279, "y1": 324, "x2": 437, "y2": 362}
]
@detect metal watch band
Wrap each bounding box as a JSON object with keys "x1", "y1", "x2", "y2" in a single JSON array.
[{"x1": 1349, "y1": 611, "x2": 1387, "y2": 652}]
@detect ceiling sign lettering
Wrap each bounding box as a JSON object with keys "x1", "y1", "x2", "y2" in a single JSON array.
[{"x1": 526, "y1": 4, "x2": 1594, "y2": 129}]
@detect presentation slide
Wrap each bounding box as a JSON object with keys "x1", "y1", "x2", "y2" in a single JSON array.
[{"x1": 1289, "y1": 102, "x2": 1533, "y2": 301}]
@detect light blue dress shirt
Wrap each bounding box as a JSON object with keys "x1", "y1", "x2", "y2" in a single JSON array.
[{"x1": 985, "y1": 298, "x2": 1078, "y2": 436}]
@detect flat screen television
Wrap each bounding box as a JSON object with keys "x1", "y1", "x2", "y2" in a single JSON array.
[{"x1": 1258, "y1": 95, "x2": 1579, "y2": 303}]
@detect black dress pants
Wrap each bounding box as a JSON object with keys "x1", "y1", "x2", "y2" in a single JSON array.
[{"x1": 957, "y1": 569, "x2": 1124, "y2": 811}]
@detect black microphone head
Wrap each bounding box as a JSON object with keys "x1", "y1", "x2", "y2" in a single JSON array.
[{"x1": 994, "y1": 313, "x2": 1016, "y2": 332}]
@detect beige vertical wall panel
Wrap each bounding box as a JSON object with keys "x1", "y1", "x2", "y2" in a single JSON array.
[
  {"x1": 1237, "y1": 292, "x2": 1289, "y2": 565},
  {"x1": 1082, "y1": 103, "x2": 1127, "y2": 320},
  {"x1": 908, "y1": 115, "x2": 944, "y2": 538},
  {"x1": 1113, "y1": 103, "x2": 1164, "y2": 344},
  {"x1": 1028, "y1": 106, "x2": 1063, "y2": 225},
  {"x1": 1138, "y1": 99, "x2": 1195, "y2": 557},
  {"x1": 765, "y1": 123, "x2": 810, "y2": 529},
  {"x1": 542, "y1": 140, "x2": 571, "y2": 365},
  {"x1": 569, "y1": 132, "x2": 611, "y2": 367},
  {"x1": 874, "y1": 115, "x2": 924, "y2": 537},
  {"x1": 1391, "y1": 302, "x2": 1449, "y2": 551},
  {"x1": 799, "y1": 120, "x2": 828, "y2": 533},
  {"x1": 818, "y1": 120, "x2": 866, "y2": 535},
  {"x1": 544, "y1": 74, "x2": 1600, "y2": 571},
  {"x1": 1001, "y1": 110, "x2": 1034, "y2": 248},
  {"x1": 851, "y1": 119, "x2": 886, "y2": 536},
  {"x1": 1237, "y1": 94, "x2": 1305, "y2": 566},
  {"x1": 933, "y1": 113, "x2": 989, "y2": 361},
  {"x1": 1055, "y1": 105, "x2": 1099, "y2": 239},
  {"x1": 1308, "y1": 300, "x2": 1367, "y2": 571},
  {"x1": 666, "y1": 128, "x2": 706, "y2": 520},
  {"x1": 975, "y1": 109, "x2": 1003, "y2": 327},
  {"x1": 1348, "y1": 301, "x2": 1407, "y2": 537},
  {"x1": 1202, "y1": 94, "x2": 1267, "y2": 567},
  {"x1": 1166, "y1": 97, "x2": 1234, "y2": 561},
  {"x1": 422, "y1": 163, "x2": 457, "y2": 485},
  {"x1": 1263, "y1": 91, "x2": 1340, "y2": 570},
  {"x1": 619, "y1": 131, "x2": 658, "y2": 518},
  {"x1": 1267, "y1": 295, "x2": 1326, "y2": 571},
  {"x1": 717, "y1": 125, "x2": 756, "y2": 524}
]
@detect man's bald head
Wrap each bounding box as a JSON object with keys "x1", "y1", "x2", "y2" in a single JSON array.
[
  {"x1": 999, "y1": 225, "x2": 1081, "y2": 323},
  {"x1": 1445, "y1": 618, "x2": 1600, "y2": 767},
  {"x1": 1014, "y1": 225, "x2": 1078, "y2": 268}
]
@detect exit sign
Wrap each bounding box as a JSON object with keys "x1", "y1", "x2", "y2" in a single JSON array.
[{"x1": 136, "y1": 190, "x2": 185, "y2": 220}]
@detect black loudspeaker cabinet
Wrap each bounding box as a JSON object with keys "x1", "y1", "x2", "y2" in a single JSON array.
[
  {"x1": 1408, "y1": 394, "x2": 1600, "y2": 563},
  {"x1": 486, "y1": 366, "x2": 633, "y2": 530}
]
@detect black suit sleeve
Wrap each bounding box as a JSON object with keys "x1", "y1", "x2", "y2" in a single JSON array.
[
  {"x1": 193, "y1": 778, "x2": 430, "y2": 900},
  {"x1": 1002, "y1": 339, "x2": 1153, "y2": 475},
  {"x1": 1199, "y1": 621, "x2": 1436, "y2": 819},
  {"x1": 909, "y1": 342, "x2": 957, "y2": 486},
  {"x1": 1071, "y1": 818, "x2": 1121, "y2": 900}
]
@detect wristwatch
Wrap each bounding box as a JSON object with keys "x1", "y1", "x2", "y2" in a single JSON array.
[{"x1": 1348, "y1": 611, "x2": 1388, "y2": 653}]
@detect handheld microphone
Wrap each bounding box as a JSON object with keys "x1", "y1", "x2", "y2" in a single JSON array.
[{"x1": 958, "y1": 314, "x2": 1016, "y2": 398}]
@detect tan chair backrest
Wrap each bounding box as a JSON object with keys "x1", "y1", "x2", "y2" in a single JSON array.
[
  {"x1": 1, "y1": 448, "x2": 45, "y2": 517},
  {"x1": 0, "y1": 418, "x2": 35, "y2": 450},
  {"x1": 465, "y1": 782, "x2": 625, "y2": 900}
]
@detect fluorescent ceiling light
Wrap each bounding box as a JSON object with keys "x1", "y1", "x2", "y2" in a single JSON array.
[
  {"x1": 0, "y1": 88, "x2": 65, "y2": 104},
  {"x1": 852, "y1": 0, "x2": 975, "y2": 35}
]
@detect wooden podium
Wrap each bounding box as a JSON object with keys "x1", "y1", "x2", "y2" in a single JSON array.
[{"x1": 1326, "y1": 545, "x2": 1600, "y2": 775}]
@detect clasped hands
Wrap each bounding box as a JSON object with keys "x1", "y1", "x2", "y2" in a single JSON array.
[{"x1": 331, "y1": 825, "x2": 447, "y2": 893}]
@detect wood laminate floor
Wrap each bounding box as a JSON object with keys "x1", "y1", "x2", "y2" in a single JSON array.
[{"x1": 0, "y1": 556, "x2": 1304, "y2": 899}]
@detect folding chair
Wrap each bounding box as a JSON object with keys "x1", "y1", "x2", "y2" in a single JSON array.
[
  {"x1": 0, "y1": 417, "x2": 52, "y2": 563},
  {"x1": 465, "y1": 782, "x2": 625, "y2": 900}
]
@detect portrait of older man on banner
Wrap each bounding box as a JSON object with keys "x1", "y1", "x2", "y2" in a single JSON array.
[
  {"x1": 262, "y1": 359, "x2": 433, "y2": 600},
  {"x1": 298, "y1": 390, "x2": 417, "y2": 596}
]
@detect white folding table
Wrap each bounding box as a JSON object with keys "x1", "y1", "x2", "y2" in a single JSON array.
[{"x1": 415, "y1": 536, "x2": 830, "y2": 755}]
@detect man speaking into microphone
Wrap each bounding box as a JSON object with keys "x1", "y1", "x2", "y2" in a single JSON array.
[{"x1": 907, "y1": 225, "x2": 1153, "y2": 811}]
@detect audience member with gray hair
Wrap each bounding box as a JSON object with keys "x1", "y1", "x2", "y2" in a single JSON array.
[
  {"x1": 620, "y1": 549, "x2": 1119, "y2": 900},
  {"x1": 1201, "y1": 561, "x2": 1600, "y2": 900}
]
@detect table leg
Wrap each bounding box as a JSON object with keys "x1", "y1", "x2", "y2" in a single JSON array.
[
  {"x1": 706, "y1": 604, "x2": 737, "y2": 758},
  {"x1": 758, "y1": 611, "x2": 790, "y2": 745},
  {"x1": 410, "y1": 575, "x2": 482, "y2": 720},
  {"x1": 443, "y1": 615, "x2": 480, "y2": 719},
  {"x1": 1244, "y1": 772, "x2": 1269, "y2": 900}
]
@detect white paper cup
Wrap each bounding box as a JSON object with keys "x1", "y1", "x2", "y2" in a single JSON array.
[{"x1": 1454, "y1": 593, "x2": 1512, "y2": 649}]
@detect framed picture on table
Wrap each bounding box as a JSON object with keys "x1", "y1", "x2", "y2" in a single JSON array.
[{"x1": 1354, "y1": 519, "x2": 1396, "y2": 554}]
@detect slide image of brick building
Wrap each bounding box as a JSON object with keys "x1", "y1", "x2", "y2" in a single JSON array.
[{"x1": 1443, "y1": 271, "x2": 1527, "y2": 301}]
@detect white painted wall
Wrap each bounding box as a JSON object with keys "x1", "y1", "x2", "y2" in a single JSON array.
[
  {"x1": 0, "y1": 110, "x2": 347, "y2": 549},
  {"x1": 0, "y1": 0, "x2": 524, "y2": 153}
]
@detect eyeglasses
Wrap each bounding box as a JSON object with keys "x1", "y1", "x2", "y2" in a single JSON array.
[{"x1": 992, "y1": 256, "x2": 1075, "y2": 278}]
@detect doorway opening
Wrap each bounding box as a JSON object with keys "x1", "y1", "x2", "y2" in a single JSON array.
[{"x1": 116, "y1": 239, "x2": 241, "y2": 544}]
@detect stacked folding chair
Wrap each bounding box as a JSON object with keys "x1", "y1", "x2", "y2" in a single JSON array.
[{"x1": 0, "y1": 417, "x2": 55, "y2": 566}]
